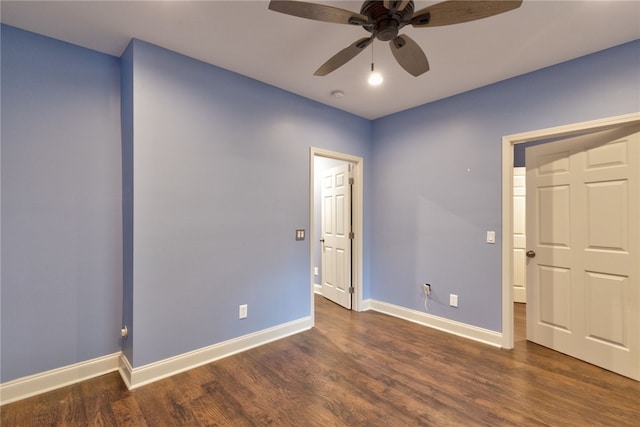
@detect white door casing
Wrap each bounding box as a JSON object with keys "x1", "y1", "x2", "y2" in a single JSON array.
[
  {"x1": 526, "y1": 125, "x2": 640, "y2": 380},
  {"x1": 501, "y1": 113, "x2": 640, "y2": 351},
  {"x1": 321, "y1": 163, "x2": 352, "y2": 309},
  {"x1": 513, "y1": 167, "x2": 527, "y2": 303}
]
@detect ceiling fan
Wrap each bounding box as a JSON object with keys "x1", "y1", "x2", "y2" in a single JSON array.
[{"x1": 268, "y1": 0, "x2": 523, "y2": 77}]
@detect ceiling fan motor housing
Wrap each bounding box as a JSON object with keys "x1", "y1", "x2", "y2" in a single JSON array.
[{"x1": 361, "y1": 0, "x2": 415, "y2": 41}]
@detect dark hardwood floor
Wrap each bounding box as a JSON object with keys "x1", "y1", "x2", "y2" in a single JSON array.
[{"x1": 2, "y1": 298, "x2": 639, "y2": 426}]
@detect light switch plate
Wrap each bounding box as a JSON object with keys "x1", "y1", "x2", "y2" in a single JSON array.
[
  {"x1": 449, "y1": 294, "x2": 458, "y2": 307},
  {"x1": 486, "y1": 231, "x2": 495, "y2": 244},
  {"x1": 296, "y1": 229, "x2": 305, "y2": 241}
]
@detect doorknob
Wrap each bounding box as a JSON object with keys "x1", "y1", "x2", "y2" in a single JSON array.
[
  {"x1": 320, "y1": 238, "x2": 325, "y2": 243},
  {"x1": 526, "y1": 250, "x2": 536, "y2": 258}
]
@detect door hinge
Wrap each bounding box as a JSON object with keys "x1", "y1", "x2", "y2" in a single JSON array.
[
  {"x1": 348, "y1": 287, "x2": 355, "y2": 294},
  {"x1": 349, "y1": 231, "x2": 354, "y2": 239}
]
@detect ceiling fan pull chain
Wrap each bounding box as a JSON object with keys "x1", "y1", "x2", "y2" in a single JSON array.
[{"x1": 371, "y1": 39, "x2": 376, "y2": 71}]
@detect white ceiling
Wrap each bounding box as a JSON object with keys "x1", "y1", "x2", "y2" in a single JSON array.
[{"x1": 1, "y1": 0, "x2": 639, "y2": 119}]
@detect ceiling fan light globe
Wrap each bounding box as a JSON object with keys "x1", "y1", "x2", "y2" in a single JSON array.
[{"x1": 368, "y1": 71, "x2": 383, "y2": 86}]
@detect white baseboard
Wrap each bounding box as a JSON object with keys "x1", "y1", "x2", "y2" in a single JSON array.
[
  {"x1": 0, "y1": 352, "x2": 120, "y2": 405},
  {"x1": 120, "y1": 316, "x2": 313, "y2": 390},
  {"x1": 2, "y1": 317, "x2": 313, "y2": 403},
  {"x1": 118, "y1": 353, "x2": 134, "y2": 390},
  {"x1": 367, "y1": 299, "x2": 502, "y2": 348},
  {"x1": 0, "y1": 305, "x2": 499, "y2": 403}
]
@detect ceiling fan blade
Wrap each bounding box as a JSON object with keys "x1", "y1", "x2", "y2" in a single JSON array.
[
  {"x1": 314, "y1": 37, "x2": 374, "y2": 76},
  {"x1": 399, "y1": 1, "x2": 411, "y2": 11},
  {"x1": 390, "y1": 35, "x2": 429, "y2": 77},
  {"x1": 411, "y1": 0, "x2": 523, "y2": 27},
  {"x1": 268, "y1": 1, "x2": 369, "y2": 25},
  {"x1": 384, "y1": 1, "x2": 411, "y2": 13}
]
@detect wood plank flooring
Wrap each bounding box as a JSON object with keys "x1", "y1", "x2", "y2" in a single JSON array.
[{"x1": 2, "y1": 298, "x2": 639, "y2": 426}]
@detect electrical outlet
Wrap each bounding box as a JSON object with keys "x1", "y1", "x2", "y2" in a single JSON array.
[
  {"x1": 239, "y1": 304, "x2": 248, "y2": 319},
  {"x1": 449, "y1": 294, "x2": 458, "y2": 307},
  {"x1": 423, "y1": 284, "x2": 431, "y2": 295}
]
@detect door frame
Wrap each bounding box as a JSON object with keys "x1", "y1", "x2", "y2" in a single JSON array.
[
  {"x1": 309, "y1": 148, "x2": 364, "y2": 323},
  {"x1": 500, "y1": 112, "x2": 640, "y2": 349}
]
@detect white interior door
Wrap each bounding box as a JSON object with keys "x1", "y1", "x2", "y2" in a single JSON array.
[
  {"x1": 526, "y1": 125, "x2": 640, "y2": 380},
  {"x1": 513, "y1": 167, "x2": 527, "y2": 303},
  {"x1": 321, "y1": 163, "x2": 352, "y2": 309}
]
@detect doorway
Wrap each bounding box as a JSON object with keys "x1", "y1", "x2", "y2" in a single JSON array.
[
  {"x1": 524, "y1": 126, "x2": 640, "y2": 379},
  {"x1": 501, "y1": 113, "x2": 640, "y2": 352},
  {"x1": 309, "y1": 148, "x2": 364, "y2": 323},
  {"x1": 319, "y1": 161, "x2": 353, "y2": 309},
  {"x1": 512, "y1": 166, "x2": 527, "y2": 304}
]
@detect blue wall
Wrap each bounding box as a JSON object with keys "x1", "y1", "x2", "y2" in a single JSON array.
[
  {"x1": 120, "y1": 41, "x2": 135, "y2": 365},
  {"x1": 1, "y1": 25, "x2": 123, "y2": 381},
  {"x1": 124, "y1": 40, "x2": 372, "y2": 367},
  {"x1": 371, "y1": 40, "x2": 640, "y2": 331},
  {"x1": 1, "y1": 21, "x2": 637, "y2": 383}
]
